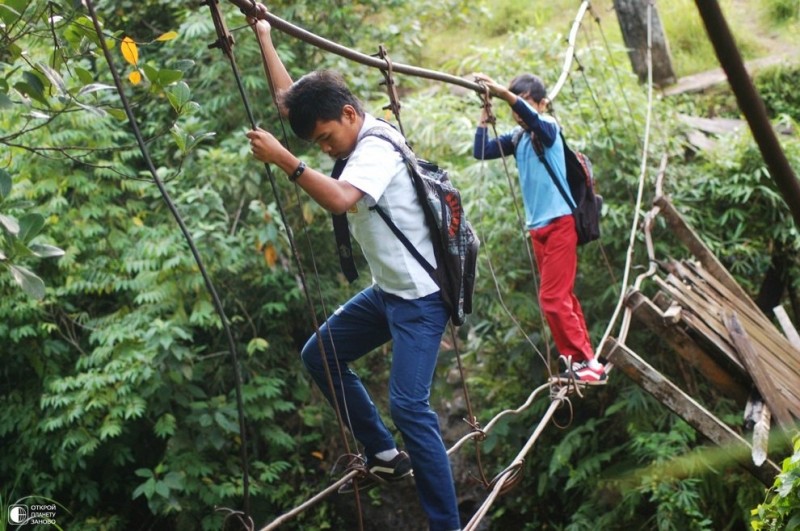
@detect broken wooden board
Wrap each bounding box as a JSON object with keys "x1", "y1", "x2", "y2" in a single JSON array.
[
  {"x1": 723, "y1": 311, "x2": 795, "y2": 429},
  {"x1": 625, "y1": 288, "x2": 749, "y2": 404},
  {"x1": 663, "y1": 262, "x2": 800, "y2": 416},
  {"x1": 602, "y1": 338, "x2": 781, "y2": 486}
]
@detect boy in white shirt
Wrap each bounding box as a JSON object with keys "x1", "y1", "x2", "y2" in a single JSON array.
[{"x1": 245, "y1": 13, "x2": 460, "y2": 531}]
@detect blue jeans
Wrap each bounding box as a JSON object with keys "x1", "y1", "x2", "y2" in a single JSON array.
[{"x1": 301, "y1": 286, "x2": 460, "y2": 531}]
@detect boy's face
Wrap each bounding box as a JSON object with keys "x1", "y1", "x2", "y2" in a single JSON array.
[{"x1": 309, "y1": 105, "x2": 361, "y2": 160}]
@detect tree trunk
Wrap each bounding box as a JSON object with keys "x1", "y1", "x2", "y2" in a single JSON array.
[{"x1": 613, "y1": 0, "x2": 677, "y2": 86}]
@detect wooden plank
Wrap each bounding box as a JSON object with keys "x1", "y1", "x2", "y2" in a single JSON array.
[
  {"x1": 774, "y1": 305, "x2": 800, "y2": 350},
  {"x1": 676, "y1": 267, "x2": 800, "y2": 409},
  {"x1": 678, "y1": 114, "x2": 746, "y2": 135},
  {"x1": 680, "y1": 262, "x2": 776, "y2": 332},
  {"x1": 689, "y1": 265, "x2": 800, "y2": 358},
  {"x1": 602, "y1": 339, "x2": 780, "y2": 486},
  {"x1": 653, "y1": 197, "x2": 759, "y2": 311},
  {"x1": 722, "y1": 311, "x2": 795, "y2": 428},
  {"x1": 664, "y1": 53, "x2": 800, "y2": 96},
  {"x1": 626, "y1": 289, "x2": 749, "y2": 404},
  {"x1": 655, "y1": 276, "x2": 744, "y2": 371},
  {"x1": 659, "y1": 274, "x2": 800, "y2": 408}
]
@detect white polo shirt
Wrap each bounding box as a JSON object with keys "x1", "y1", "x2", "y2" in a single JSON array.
[{"x1": 338, "y1": 114, "x2": 439, "y2": 300}]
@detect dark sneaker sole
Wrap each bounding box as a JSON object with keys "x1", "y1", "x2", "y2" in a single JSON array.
[
  {"x1": 370, "y1": 467, "x2": 413, "y2": 482},
  {"x1": 337, "y1": 470, "x2": 413, "y2": 495}
]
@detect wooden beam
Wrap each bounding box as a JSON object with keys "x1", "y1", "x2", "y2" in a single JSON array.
[
  {"x1": 774, "y1": 305, "x2": 800, "y2": 350},
  {"x1": 653, "y1": 196, "x2": 758, "y2": 311},
  {"x1": 602, "y1": 338, "x2": 780, "y2": 486},
  {"x1": 654, "y1": 276, "x2": 745, "y2": 372},
  {"x1": 657, "y1": 272, "x2": 800, "y2": 414},
  {"x1": 722, "y1": 311, "x2": 795, "y2": 428},
  {"x1": 744, "y1": 398, "x2": 772, "y2": 467},
  {"x1": 626, "y1": 289, "x2": 749, "y2": 403}
]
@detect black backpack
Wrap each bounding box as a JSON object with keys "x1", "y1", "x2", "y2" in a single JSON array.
[
  {"x1": 513, "y1": 129, "x2": 602, "y2": 245},
  {"x1": 362, "y1": 127, "x2": 480, "y2": 326}
]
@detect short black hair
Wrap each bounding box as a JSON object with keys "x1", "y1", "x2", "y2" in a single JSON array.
[
  {"x1": 279, "y1": 70, "x2": 364, "y2": 140},
  {"x1": 508, "y1": 74, "x2": 547, "y2": 103}
]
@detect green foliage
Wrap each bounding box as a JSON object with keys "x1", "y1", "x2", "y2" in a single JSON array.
[
  {"x1": 761, "y1": 0, "x2": 800, "y2": 25},
  {"x1": 751, "y1": 434, "x2": 800, "y2": 530},
  {"x1": 0, "y1": 169, "x2": 65, "y2": 299},
  {"x1": 2, "y1": 0, "x2": 799, "y2": 530}
]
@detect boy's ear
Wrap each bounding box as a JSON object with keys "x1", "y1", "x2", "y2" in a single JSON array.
[{"x1": 341, "y1": 104, "x2": 357, "y2": 123}]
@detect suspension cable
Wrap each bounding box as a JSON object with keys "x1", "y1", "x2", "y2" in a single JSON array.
[
  {"x1": 84, "y1": 0, "x2": 254, "y2": 523},
  {"x1": 596, "y1": 0, "x2": 657, "y2": 362},
  {"x1": 204, "y1": 3, "x2": 365, "y2": 521}
]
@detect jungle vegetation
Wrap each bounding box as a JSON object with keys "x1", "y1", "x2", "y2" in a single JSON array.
[{"x1": 1, "y1": 0, "x2": 799, "y2": 529}]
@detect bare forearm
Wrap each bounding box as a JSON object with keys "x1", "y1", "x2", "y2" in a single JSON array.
[
  {"x1": 252, "y1": 24, "x2": 292, "y2": 114},
  {"x1": 263, "y1": 147, "x2": 361, "y2": 214},
  {"x1": 293, "y1": 167, "x2": 363, "y2": 214}
]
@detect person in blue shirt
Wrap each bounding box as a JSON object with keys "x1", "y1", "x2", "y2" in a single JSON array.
[{"x1": 472, "y1": 72, "x2": 606, "y2": 384}]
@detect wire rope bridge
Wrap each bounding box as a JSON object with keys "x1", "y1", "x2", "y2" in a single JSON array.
[
  {"x1": 95, "y1": 0, "x2": 799, "y2": 528},
  {"x1": 206, "y1": 0, "x2": 799, "y2": 529},
  {"x1": 196, "y1": 0, "x2": 621, "y2": 529}
]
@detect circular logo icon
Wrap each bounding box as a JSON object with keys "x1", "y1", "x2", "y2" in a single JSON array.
[{"x1": 9, "y1": 505, "x2": 28, "y2": 525}]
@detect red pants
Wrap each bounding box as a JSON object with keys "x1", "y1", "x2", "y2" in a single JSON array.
[{"x1": 530, "y1": 215, "x2": 594, "y2": 363}]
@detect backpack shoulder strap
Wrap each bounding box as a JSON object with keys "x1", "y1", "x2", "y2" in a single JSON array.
[
  {"x1": 511, "y1": 126, "x2": 525, "y2": 150},
  {"x1": 360, "y1": 127, "x2": 439, "y2": 282},
  {"x1": 530, "y1": 132, "x2": 577, "y2": 211},
  {"x1": 361, "y1": 126, "x2": 416, "y2": 166}
]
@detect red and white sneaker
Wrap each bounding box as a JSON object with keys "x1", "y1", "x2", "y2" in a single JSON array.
[{"x1": 553, "y1": 357, "x2": 608, "y2": 385}]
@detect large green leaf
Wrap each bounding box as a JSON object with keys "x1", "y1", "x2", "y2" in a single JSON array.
[
  {"x1": 29, "y1": 243, "x2": 65, "y2": 258},
  {"x1": 8, "y1": 264, "x2": 45, "y2": 300},
  {"x1": 0, "y1": 169, "x2": 11, "y2": 199},
  {"x1": 0, "y1": 213, "x2": 19, "y2": 235},
  {"x1": 165, "y1": 81, "x2": 190, "y2": 112},
  {"x1": 17, "y1": 213, "x2": 45, "y2": 243},
  {"x1": 157, "y1": 69, "x2": 183, "y2": 87},
  {"x1": 0, "y1": 2, "x2": 22, "y2": 26},
  {"x1": 37, "y1": 62, "x2": 66, "y2": 95}
]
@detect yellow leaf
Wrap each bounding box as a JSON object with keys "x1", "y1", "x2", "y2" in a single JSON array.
[
  {"x1": 121, "y1": 36, "x2": 138, "y2": 65},
  {"x1": 156, "y1": 31, "x2": 178, "y2": 42},
  {"x1": 128, "y1": 70, "x2": 142, "y2": 85},
  {"x1": 264, "y1": 244, "x2": 277, "y2": 267},
  {"x1": 132, "y1": 216, "x2": 144, "y2": 227},
  {"x1": 302, "y1": 202, "x2": 314, "y2": 224}
]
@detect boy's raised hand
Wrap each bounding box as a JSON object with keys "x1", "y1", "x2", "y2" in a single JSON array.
[{"x1": 473, "y1": 73, "x2": 502, "y2": 96}]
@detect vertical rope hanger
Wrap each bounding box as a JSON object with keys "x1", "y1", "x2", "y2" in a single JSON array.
[
  {"x1": 240, "y1": 2, "x2": 368, "y2": 476},
  {"x1": 375, "y1": 45, "x2": 405, "y2": 138}
]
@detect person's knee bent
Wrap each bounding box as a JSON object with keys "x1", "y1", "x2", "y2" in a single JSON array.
[{"x1": 300, "y1": 337, "x2": 322, "y2": 373}]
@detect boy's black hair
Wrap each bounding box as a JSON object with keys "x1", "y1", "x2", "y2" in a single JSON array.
[
  {"x1": 280, "y1": 70, "x2": 365, "y2": 140},
  {"x1": 508, "y1": 74, "x2": 547, "y2": 103}
]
